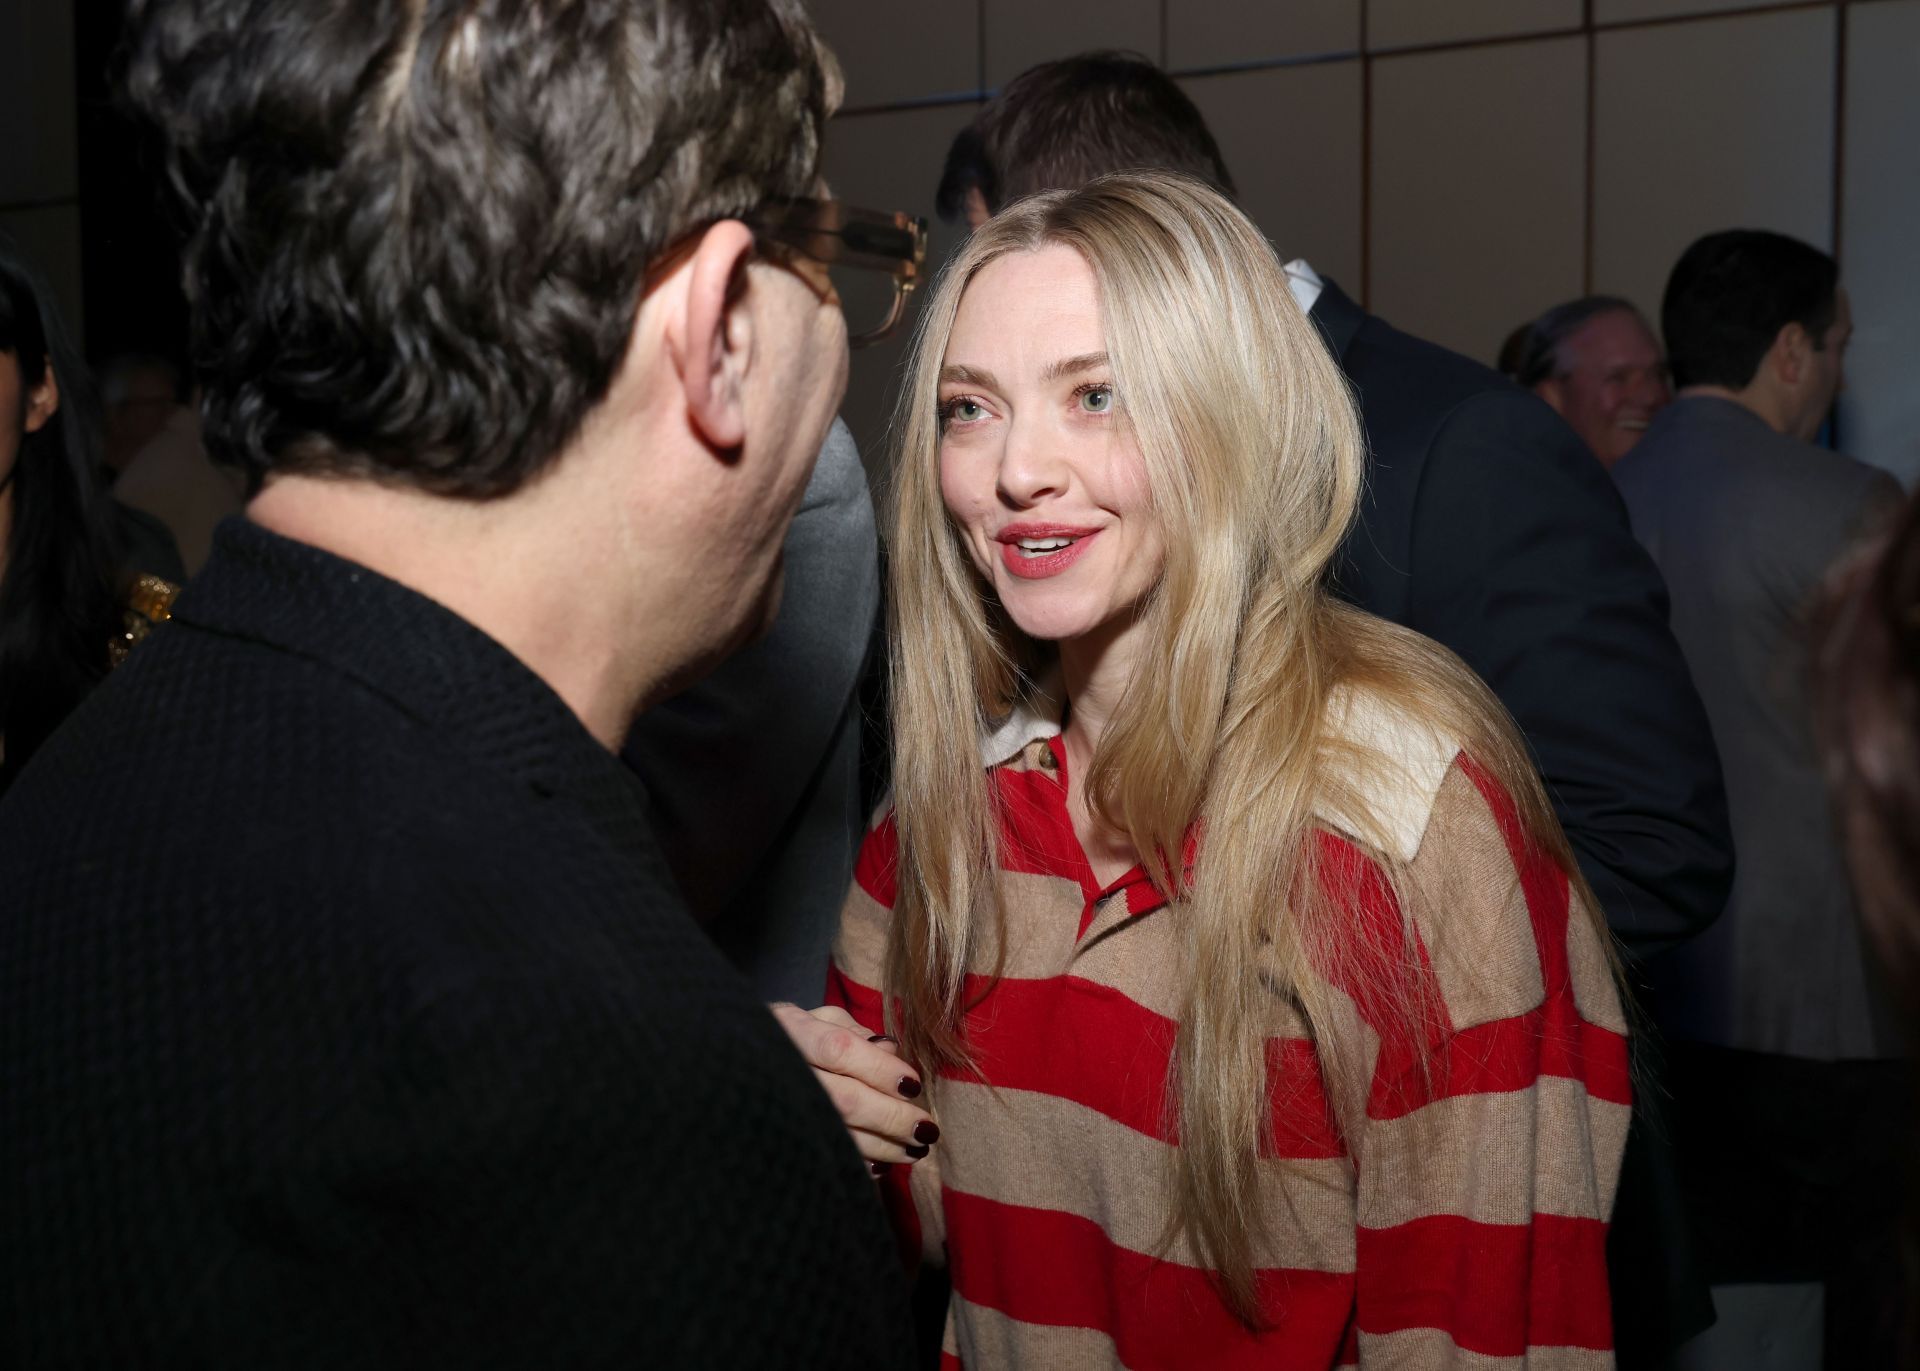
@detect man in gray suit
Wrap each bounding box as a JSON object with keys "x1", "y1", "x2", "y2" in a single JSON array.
[{"x1": 1614, "y1": 229, "x2": 1905, "y2": 1368}]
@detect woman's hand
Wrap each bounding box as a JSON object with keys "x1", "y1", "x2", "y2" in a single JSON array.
[{"x1": 770, "y1": 1003, "x2": 940, "y2": 1170}]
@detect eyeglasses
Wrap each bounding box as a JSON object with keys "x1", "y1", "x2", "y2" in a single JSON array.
[{"x1": 742, "y1": 198, "x2": 929, "y2": 348}]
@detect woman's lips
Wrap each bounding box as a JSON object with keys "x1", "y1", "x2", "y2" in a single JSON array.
[{"x1": 995, "y1": 525, "x2": 1101, "y2": 580}]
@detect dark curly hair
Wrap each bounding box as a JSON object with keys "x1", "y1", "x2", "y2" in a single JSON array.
[{"x1": 123, "y1": 0, "x2": 837, "y2": 498}]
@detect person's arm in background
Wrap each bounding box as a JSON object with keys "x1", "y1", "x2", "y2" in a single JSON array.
[
  {"x1": 1405, "y1": 392, "x2": 1733, "y2": 961},
  {"x1": 623, "y1": 417, "x2": 881, "y2": 1004}
]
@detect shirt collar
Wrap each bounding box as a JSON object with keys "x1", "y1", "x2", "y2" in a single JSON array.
[
  {"x1": 981, "y1": 671, "x2": 1456, "y2": 865},
  {"x1": 175, "y1": 517, "x2": 652, "y2": 829},
  {"x1": 1283, "y1": 257, "x2": 1324, "y2": 316}
]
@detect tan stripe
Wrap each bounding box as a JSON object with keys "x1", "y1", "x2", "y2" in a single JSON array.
[
  {"x1": 977, "y1": 868, "x2": 1088, "y2": 979},
  {"x1": 1063, "y1": 893, "x2": 1186, "y2": 1021},
  {"x1": 935, "y1": 1078, "x2": 1357, "y2": 1273},
  {"x1": 1358, "y1": 1327, "x2": 1612, "y2": 1370},
  {"x1": 1566, "y1": 895, "x2": 1629, "y2": 1034},
  {"x1": 908, "y1": 1143, "x2": 947, "y2": 1266},
  {"x1": 1359, "y1": 1077, "x2": 1631, "y2": 1230},
  {"x1": 952, "y1": 1293, "x2": 1121, "y2": 1371},
  {"x1": 832, "y1": 882, "x2": 891, "y2": 989},
  {"x1": 1406, "y1": 767, "x2": 1547, "y2": 1032}
]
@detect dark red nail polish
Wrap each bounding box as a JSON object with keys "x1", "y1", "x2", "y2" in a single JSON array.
[
  {"x1": 868, "y1": 1160, "x2": 890, "y2": 1177},
  {"x1": 904, "y1": 1143, "x2": 929, "y2": 1160},
  {"x1": 913, "y1": 1120, "x2": 940, "y2": 1146},
  {"x1": 897, "y1": 1075, "x2": 922, "y2": 1099},
  {"x1": 867, "y1": 1033, "x2": 895, "y2": 1044}
]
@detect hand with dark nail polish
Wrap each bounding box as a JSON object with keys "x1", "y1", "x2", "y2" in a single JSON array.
[
  {"x1": 768, "y1": 1001, "x2": 942, "y2": 1171},
  {"x1": 904, "y1": 1144, "x2": 929, "y2": 1160}
]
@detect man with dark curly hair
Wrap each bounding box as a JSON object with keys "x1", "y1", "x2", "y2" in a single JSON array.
[{"x1": 0, "y1": 2, "x2": 919, "y2": 1365}]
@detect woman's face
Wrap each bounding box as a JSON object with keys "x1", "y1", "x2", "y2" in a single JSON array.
[
  {"x1": 0, "y1": 348, "x2": 57, "y2": 490},
  {"x1": 937, "y1": 245, "x2": 1165, "y2": 648}
]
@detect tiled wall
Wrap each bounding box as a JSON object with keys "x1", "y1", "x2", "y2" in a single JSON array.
[
  {"x1": 812, "y1": 0, "x2": 1920, "y2": 484},
  {"x1": 0, "y1": 0, "x2": 83, "y2": 342}
]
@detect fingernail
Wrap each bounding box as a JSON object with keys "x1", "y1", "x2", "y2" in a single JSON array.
[
  {"x1": 912, "y1": 1120, "x2": 940, "y2": 1146},
  {"x1": 905, "y1": 1143, "x2": 929, "y2": 1160},
  {"x1": 897, "y1": 1075, "x2": 922, "y2": 1099},
  {"x1": 867, "y1": 1033, "x2": 895, "y2": 1044},
  {"x1": 868, "y1": 1161, "x2": 890, "y2": 1177}
]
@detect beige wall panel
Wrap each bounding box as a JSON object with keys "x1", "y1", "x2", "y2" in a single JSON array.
[
  {"x1": 1369, "y1": 38, "x2": 1586, "y2": 364},
  {"x1": 808, "y1": 0, "x2": 980, "y2": 111},
  {"x1": 1595, "y1": 0, "x2": 1802, "y2": 24},
  {"x1": 0, "y1": 0, "x2": 78, "y2": 207},
  {"x1": 823, "y1": 104, "x2": 981, "y2": 480},
  {"x1": 0, "y1": 203, "x2": 85, "y2": 348},
  {"x1": 1838, "y1": 0, "x2": 1920, "y2": 483},
  {"x1": 1168, "y1": 0, "x2": 1359, "y2": 70},
  {"x1": 1181, "y1": 62, "x2": 1363, "y2": 289},
  {"x1": 1593, "y1": 10, "x2": 1835, "y2": 323},
  {"x1": 1368, "y1": 0, "x2": 1580, "y2": 50},
  {"x1": 983, "y1": 0, "x2": 1160, "y2": 87}
]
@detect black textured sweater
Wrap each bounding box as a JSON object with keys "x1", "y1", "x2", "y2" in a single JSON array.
[{"x1": 0, "y1": 518, "x2": 913, "y2": 1368}]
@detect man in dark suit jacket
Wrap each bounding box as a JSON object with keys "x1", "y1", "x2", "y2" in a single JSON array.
[
  {"x1": 0, "y1": 3, "x2": 923, "y2": 1365},
  {"x1": 937, "y1": 50, "x2": 1733, "y2": 1361}
]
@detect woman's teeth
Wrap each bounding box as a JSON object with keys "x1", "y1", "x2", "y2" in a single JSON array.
[{"x1": 1017, "y1": 537, "x2": 1075, "y2": 556}]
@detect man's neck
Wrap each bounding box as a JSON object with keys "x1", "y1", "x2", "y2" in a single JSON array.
[
  {"x1": 248, "y1": 472, "x2": 662, "y2": 751},
  {"x1": 1679, "y1": 383, "x2": 1792, "y2": 437}
]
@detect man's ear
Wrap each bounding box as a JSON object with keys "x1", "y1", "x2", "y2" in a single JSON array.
[
  {"x1": 1534, "y1": 376, "x2": 1568, "y2": 416},
  {"x1": 1771, "y1": 321, "x2": 1811, "y2": 388},
  {"x1": 22, "y1": 359, "x2": 58, "y2": 436},
  {"x1": 675, "y1": 221, "x2": 756, "y2": 453}
]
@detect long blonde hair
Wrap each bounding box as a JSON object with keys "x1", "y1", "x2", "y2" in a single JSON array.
[{"x1": 883, "y1": 171, "x2": 1603, "y2": 1317}]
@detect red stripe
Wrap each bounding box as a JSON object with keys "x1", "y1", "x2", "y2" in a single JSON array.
[
  {"x1": 945, "y1": 1189, "x2": 1356, "y2": 1371},
  {"x1": 939, "y1": 1354, "x2": 962, "y2": 1371},
  {"x1": 854, "y1": 811, "x2": 900, "y2": 906},
  {"x1": 947, "y1": 972, "x2": 1345, "y2": 1159},
  {"x1": 825, "y1": 961, "x2": 886, "y2": 1034},
  {"x1": 1356, "y1": 1212, "x2": 1612, "y2": 1355},
  {"x1": 1368, "y1": 995, "x2": 1631, "y2": 1119},
  {"x1": 1459, "y1": 756, "x2": 1576, "y2": 999},
  {"x1": 993, "y1": 765, "x2": 1095, "y2": 889}
]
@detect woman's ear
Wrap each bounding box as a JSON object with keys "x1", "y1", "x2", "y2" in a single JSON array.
[
  {"x1": 674, "y1": 221, "x2": 756, "y2": 454},
  {"x1": 23, "y1": 357, "x2": 59, "y2": 435}
]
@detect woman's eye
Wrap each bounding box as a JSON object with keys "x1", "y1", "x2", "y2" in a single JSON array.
[
  {"x1": 953, "y1": 400, "x2": 984, "y2": 422},
  {"x1": 1078, "y1": 386, "x2": 1113, "y2": 414}
]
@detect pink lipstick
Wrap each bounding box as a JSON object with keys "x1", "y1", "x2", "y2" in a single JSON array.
[{"x1": 995, "y1": 523, "x2": 1100, "y2": 580}]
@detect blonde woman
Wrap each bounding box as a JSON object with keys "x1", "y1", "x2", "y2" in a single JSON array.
[{"x1": 810, "y1": 172, "x2": 1629, "y2": 1368}]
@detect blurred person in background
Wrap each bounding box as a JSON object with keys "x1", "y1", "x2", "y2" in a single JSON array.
[
  {"x1": 0, "y1": 235, "x2": 177, "y2": 797},
  {"x1": 111, "y1": 368, "x2": 244, "y2": 577},
  {"x1": 1500, "y1": 296, "x2": 1672, "y2": 468},
  {"x1": 1816, "y1": 492, "x2": 1920, "y2": 1369},
  {"x1": 1615, "y1": 227, "x2": 1905, "y2": 1369},
  {"x1": 99, "y1": 351, "x2": 183, "y2": 475}
]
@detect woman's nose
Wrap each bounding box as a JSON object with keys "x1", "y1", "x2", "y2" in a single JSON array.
[{"x1": 996, "y1": 415, "x2": 1066, "y2": 506}]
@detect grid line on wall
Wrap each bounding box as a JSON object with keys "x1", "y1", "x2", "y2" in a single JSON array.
[
  {"x1": 833, "y1": 0, "x2": 1871, "y2": 334},
  {"x1": 1359, "y1": 0, "x2": 1373, "y2": 307}
]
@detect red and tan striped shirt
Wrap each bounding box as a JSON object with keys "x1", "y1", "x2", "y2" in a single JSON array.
[{"x1": 828, "y1": 697, "x2": 1630, "y2": 1369}]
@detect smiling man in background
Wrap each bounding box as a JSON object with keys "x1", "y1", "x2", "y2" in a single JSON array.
[{"x1": 1501, "y1": 295, "x2": 1673, "y2": 468}]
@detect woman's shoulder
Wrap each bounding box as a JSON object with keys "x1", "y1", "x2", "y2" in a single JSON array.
[{"x1": 1311, "y1": 683, "x2": 1463, "y2": 865}]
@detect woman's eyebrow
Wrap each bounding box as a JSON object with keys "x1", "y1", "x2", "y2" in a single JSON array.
[
  {"x1": 1041, "y1": 351, "x2": 1110, "y2": 382},
  {"x1": 939, "y1": 363, "x2": 999, "y2": 390}
]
